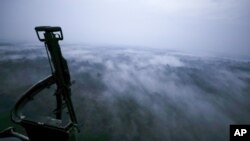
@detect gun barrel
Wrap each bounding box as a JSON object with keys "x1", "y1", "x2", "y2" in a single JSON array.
[{"x1": 40, "y1": 27, "x2": 78, "y2": 125}]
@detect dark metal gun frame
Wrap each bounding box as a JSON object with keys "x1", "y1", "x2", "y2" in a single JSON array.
[{"x1": 0, "y1": 26, "x2": 79, "y2": 141}]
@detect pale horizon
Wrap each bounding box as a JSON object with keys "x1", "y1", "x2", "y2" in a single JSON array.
[{"x1": 1, "y1": 0, "x2": 250, "y2": 57}]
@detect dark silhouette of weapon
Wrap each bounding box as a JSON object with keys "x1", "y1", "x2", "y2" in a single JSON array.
[{"x1": 0, "y1": 26, "x2": 79, "y2": 141}]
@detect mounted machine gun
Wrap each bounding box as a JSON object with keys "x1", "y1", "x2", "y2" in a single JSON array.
[{"x1": 0, "y1": 26, "x2": 79, "y2": 141}]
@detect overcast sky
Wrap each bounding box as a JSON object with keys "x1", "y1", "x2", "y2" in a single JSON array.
[{"x1": 0, "y1": 0, "x2": 249, "y2": 56}]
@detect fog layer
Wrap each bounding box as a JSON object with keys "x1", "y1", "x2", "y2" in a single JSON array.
[{"x1": 0, "y1": 44, "x2": 250, "y2": 141}]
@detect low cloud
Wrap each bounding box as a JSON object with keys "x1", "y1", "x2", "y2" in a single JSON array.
[{"x1": 0, "y1": 44, "x2": 250, "y2": 141}]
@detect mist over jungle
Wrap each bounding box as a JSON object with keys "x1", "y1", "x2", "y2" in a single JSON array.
[
  {"x1": 1, "y1": 0, "x2": 250, "y2": 140},
  {"x1": 0, "y1": 43, "x2": 250, "y2": 141}
]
